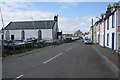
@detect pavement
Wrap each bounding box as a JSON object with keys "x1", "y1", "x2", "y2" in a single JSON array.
[
  {"x1": 2, "y1": 40, "x2": 119, "y2": 79},
  {"x1": 92, "y1": 44, "x2": 119, "y2": 68}
]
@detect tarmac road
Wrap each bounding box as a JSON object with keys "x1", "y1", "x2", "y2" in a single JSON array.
[{"x1": 2, "y1": 40, "x2": 118, "y2": 79}]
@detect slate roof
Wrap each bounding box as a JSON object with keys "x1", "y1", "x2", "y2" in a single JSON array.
[{"x1": 4, "y1": 20, "x2": 56, "y2": 30}]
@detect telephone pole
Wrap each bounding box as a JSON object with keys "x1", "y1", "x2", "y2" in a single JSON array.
[
  {"x1": 92, "y1": 18, "x2": 93, "y2": 43},
  {"x1": 0, "y1": 7, "x2": 4, "y2": 55}
]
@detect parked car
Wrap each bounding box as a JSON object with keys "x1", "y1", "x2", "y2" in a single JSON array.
[
  {"x1": 84, "y1": 38, "x2": 92, "y2": 44},
  {"x1": 26, "y1": 37, "x2": 37, "y2": 43}
]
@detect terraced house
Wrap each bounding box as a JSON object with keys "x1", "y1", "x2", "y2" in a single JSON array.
[
  {"x1": 105, "y1": 3, "x2": 120, "y2": 51},
  {"x1": 90, "y1": 2, "x2": 120, "y2": 52}
]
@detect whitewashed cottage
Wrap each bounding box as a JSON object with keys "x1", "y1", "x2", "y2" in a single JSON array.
[{"x1": 3, "y1": 16, "x2": 59, "y2": 41}]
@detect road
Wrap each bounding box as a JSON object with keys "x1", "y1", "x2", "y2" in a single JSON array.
[{"x1": 2, "y1": 40, "x2": 118, "y2": 78}]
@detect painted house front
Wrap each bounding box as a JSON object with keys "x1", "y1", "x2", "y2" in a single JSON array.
[
  {"x1": 99, "y1": 17, "x2": 105, "y2": 47},
  {"x1": 89, "y1": 26, "x2": 92, "y2": 40},
  {"x1": 105, "y1": 9, "x2": 117, "y2": 51},
  {"x1": 96, "y1": 22, "x2": 100, "y2": 44},
  {"x1": 116, "y1": 7, "x2": 120, "y2": 51},
  {"x1": 3, "y1": 16, "x2": 59, "y2": 41}
]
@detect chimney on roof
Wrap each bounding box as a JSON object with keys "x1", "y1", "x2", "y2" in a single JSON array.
[{"x1": 106, "y1": 4, "x2": 112, "y2": 15}]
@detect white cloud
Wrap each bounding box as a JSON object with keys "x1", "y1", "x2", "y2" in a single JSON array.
[
  {"x1": 59, "y1": 15, "x2": 96, "y2": 34},
  {"x1": 0, "y1": 2, "x2": 55, "y2": 29},
  {"x1": 0, "y1": 2, "x2": 97, "y2": 34}
]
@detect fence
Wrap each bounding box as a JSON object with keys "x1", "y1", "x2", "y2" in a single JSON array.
[{"x1": 2, "y1": 39, "x2": 77, "y2": 57}]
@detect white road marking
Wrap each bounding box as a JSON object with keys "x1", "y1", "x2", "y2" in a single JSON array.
[
  {"x1": 66, "y1": 49, "x2": 69, "y2": 51},
  {"x1": 43, "y1": 53, "x2": 62, "y2": 64},
  {"x1": 91, "y1": 45, "x2": 118, "y2": 72},
  {"x1": 16, "y1": 74, "x2": 24, "y2": 79},
  {"x1": 66, "y1": 47, "x2": 72, "y2": 52}
]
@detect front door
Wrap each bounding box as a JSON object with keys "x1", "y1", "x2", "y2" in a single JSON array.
[{"x1": 112, "y1": 33, "x2": 115, "y2": 50}]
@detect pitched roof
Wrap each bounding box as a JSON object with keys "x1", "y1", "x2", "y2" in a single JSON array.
[{"x1": 4, "y1": 20, "x2": 56, "y2": 30}]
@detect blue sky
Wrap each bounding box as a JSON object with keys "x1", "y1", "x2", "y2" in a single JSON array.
[
  {"x1": 0, "y1": 2, "x2": 116, "y2": 33},
  {"x1": 30, "y1": 2, "x2": 114, "y2": 18}
]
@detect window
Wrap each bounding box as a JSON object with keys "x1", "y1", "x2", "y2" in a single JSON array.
[
  {"x1": 5, "y1": 30, "x2": 10, "y2": 40},
  {"x1": 112, "y1": 13, "x2": 115, "y2": 28},
  {"x1": 38, "y1": 29, "x2": 42, "y2": 40},
  {"x1": 107, "y1": 18, "x2": 109, "y2": 30},
  {"x1": 11, "y1": 35, "x2": 14, "y2": 40},
  {"x1": 107, "y1": 34, "x2": 109, "y2": 46},
  {"x1": 21, "y1": 30, "x2": 25, "y2": 40}
]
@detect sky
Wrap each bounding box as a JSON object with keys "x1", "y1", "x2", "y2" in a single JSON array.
[{"x1": 0, "y1": 1, "x2": 117, "y2": 34}]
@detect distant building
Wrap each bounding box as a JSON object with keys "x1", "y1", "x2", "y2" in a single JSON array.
[
  {"x1": 99, "y1": 13, "x2": 106, "y2": 47},
  {"x1": 83, "y1": 32, "x2": 89, "y2": 39},
  {"x1": 3, "y1": 16, "x2": 59, "y2": 41},
  {"x1": 73, "y1": 30, "x2": 83, "y2": 38},
  {"x1": 62, "y1": 34, "x2": 72, "y2": 40},
  {"x1": 89, "y1": 26, "x2": 93, "y2": 40}
]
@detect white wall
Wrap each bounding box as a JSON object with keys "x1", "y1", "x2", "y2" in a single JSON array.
[
  {"x1": 89, "y1": 28, "x2": 92, "y2": 40},
  {"x1": 42, "y1": 29, "x2": 52, "y2": 40},
  {"x1": 4, "y1": 29, "x2": 53, "y2": 40},
  {"x1": 99, "y1": 21, "x2": 104, "y2": 47},
  {"x1": 4, "y1": 30, "x2": 21, "y2": 40},
  {"x1": 52, "y1": 22, "x2": 57, "y2": 39},
  {"x1": 96, "y1": 24, "x2": 100, "y2": 43},
  {"x1": 105, "y1": 11, "x2": 117, "y2": 50}
]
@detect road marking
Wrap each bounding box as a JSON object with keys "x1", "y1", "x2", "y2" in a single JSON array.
[
  {"x1": 66, "y1": 47, "x2": 72, "y2": 52},
  {"x1": 66, "y1": 49, "x2": 69, "y2": 51},
  {"x1": 43, "y1": 53, "x2": 62, "y2": 64},
  {"x1": 16, "y1": 74, "x2": 24, "y2": 79},
  {"x1": 91, "y1": 45, "x2": 118, "y2": 72}
]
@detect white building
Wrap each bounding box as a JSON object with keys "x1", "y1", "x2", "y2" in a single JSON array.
[
  {"x1": 104, "y1": 5, "x2": 119, "y2": 51},
  {"x1": 95, "y1": 21, "x2": 100, "y2": 44},
  {"x1": 3, "y1": 16, "x2": 59, "y2": 41},
  {"x1": 99, "y1": 14, "x2": 106, "y2": 47}
]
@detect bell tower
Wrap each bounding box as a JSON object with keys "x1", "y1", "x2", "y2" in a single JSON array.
[{"x1": 54, "y1": 15, "x2": 58, "y2": 22}]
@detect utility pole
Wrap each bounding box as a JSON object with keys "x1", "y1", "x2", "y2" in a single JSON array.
[
  {"x1": 0, "y1": 7, "x2": 4, "y2": 55},
  {"x1": 92, "y1": 18, "x2": 94, "y2": 43}
]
